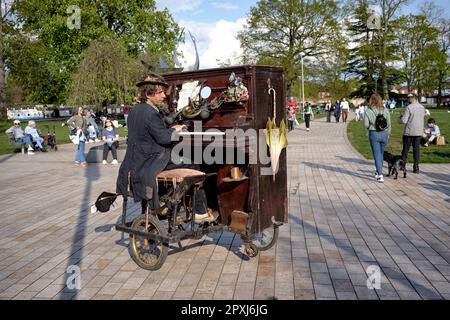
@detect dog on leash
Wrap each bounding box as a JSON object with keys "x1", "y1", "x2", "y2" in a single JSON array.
[{"x1": 383, "y1": 151, "x2": 406, "y2": 179}]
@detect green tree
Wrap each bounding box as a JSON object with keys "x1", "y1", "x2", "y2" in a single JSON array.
[
  {"x1": 376, "y1": 0, "x2": 409, "y2": 99},
  {"x1": 420, "y1": 1, "x2": 450, "y2": 106},
  {"x1": 0, "y1": 0, "x2": 16, "y2": 120},
  {"x1": 434, "y1": 19, "x2": 450, "y2": 106},
  {"x1": 67, "y1": 38, "x2": 141, "y2": 109},
  {"x1": 346, "y1": 0, "x2": 406, "y2": 99},
  {"x1": 345, "y1": 0, "x2": 379, "y2": 97},
  {"x1": 397, "y1": 14, "x2": 440, "y2": 94},
  {"x1": 6, "y1": 0, "x2": 181, "y2": 105},
  {"x1": 238, "y1": 0, "x2": 343, "y2": 96}
]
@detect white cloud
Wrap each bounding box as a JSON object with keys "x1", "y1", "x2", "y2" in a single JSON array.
[
  {"x1": 156, "y1": 0, "x2": 204, "y2": 13},
  {"x1": 210, "y1": 2, "x2": 239, "y2": 10},
  {"x1": 177, "y1": 18, "x2": 247, "y2": 69}
]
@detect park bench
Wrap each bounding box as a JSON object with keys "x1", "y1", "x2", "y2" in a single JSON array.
[{"x1": 6, "y1": 132, "x2": 28, "y2": 154}]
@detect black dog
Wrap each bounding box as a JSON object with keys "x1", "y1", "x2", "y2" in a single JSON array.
[{"x1": 383, "y1": 151, "x2": 406, "y2": 179}]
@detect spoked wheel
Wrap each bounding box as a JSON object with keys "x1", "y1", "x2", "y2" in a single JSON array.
[
  {"x1": 128, "y1": 215, "x2": 168, "y2": 270},
  {"x1": 252, "y1": 223, "x2": 279, "y2": 251}
]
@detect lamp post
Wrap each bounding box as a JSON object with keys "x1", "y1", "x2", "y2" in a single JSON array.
[{"x1": 300, "y1": 52, "x2": 305, "y2": 117}]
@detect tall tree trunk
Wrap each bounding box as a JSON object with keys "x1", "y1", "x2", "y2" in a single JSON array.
[
  {"x1": 437, "y1": 70, "x2": 443, "y2": 107},
  {"x1": 286, "y1": 81, "x2": 292, "y2": 98},
  {"x1": 381, "y1": 32, "x2": 389, "y2": 100},
  {"x1": 366, "y1": 29, "x2": 373, "y2": 96},
  {"x1": 0, "y1": 0, "x2": 7, "y2": 121}
]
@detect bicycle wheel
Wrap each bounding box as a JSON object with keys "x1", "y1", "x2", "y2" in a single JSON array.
[{"x1": 128, "y1": 215, "x2": 168, "y2": 270}]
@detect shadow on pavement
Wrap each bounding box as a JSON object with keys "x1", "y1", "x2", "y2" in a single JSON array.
[
  {"x1": 287, "y1": 211, "x2": 444, "y2": 299},
  {"x1": 302, "y1": 161, "x2": 373, "y2": 181},
  {"x1": 59, "y1": 162, "x2": 101, "y2": 300},
  {"x1": 335, "y1": 156, "x2": 372, "y2": 165}
]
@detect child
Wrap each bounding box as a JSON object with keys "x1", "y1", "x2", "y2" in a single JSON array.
[
  {"x1": 102, "y1": 119, "x2": 119, "y2": 165},
  {"x1": 422, "y1": 118, "x2": 440, "y2": 147},
  {"x1": 86, "y1": 123, "x2": 99, "y2": 143}
]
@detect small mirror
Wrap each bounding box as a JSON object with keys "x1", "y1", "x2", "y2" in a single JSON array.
[{"x1": 200, "y1": 86, "x2": 212, "y2": 99}]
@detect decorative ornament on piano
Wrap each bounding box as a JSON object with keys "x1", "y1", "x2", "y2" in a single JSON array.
[
  {"x1": 265, "y1": 79, "x2": 288, "y2": 181},
  {"x1": 223, "y1": 72, "x2": 249, "y2": 104}
]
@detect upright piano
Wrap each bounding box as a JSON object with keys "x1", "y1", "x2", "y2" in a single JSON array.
[{"x1": 162, "y1": 65, "x2": 288, "y2": 236}]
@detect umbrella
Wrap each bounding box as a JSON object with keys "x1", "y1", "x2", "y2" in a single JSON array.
[{"x1": 266, "y1": 83, "x2": 288, "y2": 181}]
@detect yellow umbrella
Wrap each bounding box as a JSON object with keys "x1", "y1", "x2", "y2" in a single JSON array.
[{"x1": 266, "y1": 84, "x2": 288, "y2": 181}]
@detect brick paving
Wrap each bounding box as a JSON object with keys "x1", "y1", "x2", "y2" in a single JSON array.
[{"x1": 0, "y1": 114, "x2": 449, "y2": 300}]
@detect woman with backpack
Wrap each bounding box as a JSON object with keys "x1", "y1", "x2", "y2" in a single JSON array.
[{"x1": 364, "y1": 93, "x2": 391, "y2": 183}]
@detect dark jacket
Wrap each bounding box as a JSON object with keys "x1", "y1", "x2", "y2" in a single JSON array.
[{"x1": 116, "y1": 102, "x2": 175, "y2": 208}]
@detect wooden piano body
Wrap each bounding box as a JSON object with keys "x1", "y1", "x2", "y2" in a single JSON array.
[{"x1": 163, "y1": 65, "x2": 288, "y2": 235}]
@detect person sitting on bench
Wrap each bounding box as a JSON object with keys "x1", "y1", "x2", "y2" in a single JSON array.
[
  {"x1": 102, "y1": 119, "x2": 119, "y2": 165},
  {"x1": 25, "y1": 120, "x2": 47, "y2": 152},
  {"x1": 422, "y1": 118, "x2": 440, "y2": 147},
  {"x1": 5, "y1": 119, "x2": 34, "y2": 155}
]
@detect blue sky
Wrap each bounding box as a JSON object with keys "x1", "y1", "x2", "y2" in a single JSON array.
[
  {"x1": 156, "y1": 0, "x2": 258, "y2": 23},
  {"x1": 155, "y1": 0, "x2": 450, "y2": 69}
]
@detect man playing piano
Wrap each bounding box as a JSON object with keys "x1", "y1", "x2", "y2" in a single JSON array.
[
  {"x1": 116, "y1": 73, "x2": 213, "y2": 221},
  {"x1": 116, "y1": 73, "x2": 186, "y2": 211}
]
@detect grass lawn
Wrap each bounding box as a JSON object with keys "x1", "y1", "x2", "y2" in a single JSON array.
[
  {"x1": 347, "y1": 109, "x2": 450, "y2": 163},
  {"x1": 0, "y1": 119, "x2": 127, "y2": 156}
]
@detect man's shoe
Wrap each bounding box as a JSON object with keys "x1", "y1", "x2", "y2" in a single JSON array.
[
  {"x1": 27, "y1": 151, "x2": 35, "y2": 155},
  {"x1": 111, "y1": 159, "x2": 118, "y2": 165},
  {"x1": 424, "y1": 143, "x2": 428, "y2": 147},
  {"x1": 376, "y1": 175, "x2": 384, "y2": 183},
  {"x1": 102, "y1": 160, "x2": 108, "y2": 165},
  {"x1": 413, "y1": 169, "x2": 420, "y2": 174}
]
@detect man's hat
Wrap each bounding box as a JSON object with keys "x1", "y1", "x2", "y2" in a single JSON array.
[
  {"x1": 136, "y1": 73, "x2": 168, "y2": 87},
  {"x1": 407, "y1": 93, "x2": 417, "y2": 98}
]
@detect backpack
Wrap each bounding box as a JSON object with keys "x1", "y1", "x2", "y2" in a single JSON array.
[{"x1": 375, "y1": 111, "x2": 388, "y2": 131}]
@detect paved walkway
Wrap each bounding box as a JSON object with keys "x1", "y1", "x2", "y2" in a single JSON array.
[{"x1": 0, "y1": 115, "x2": 449, "y2": 300}]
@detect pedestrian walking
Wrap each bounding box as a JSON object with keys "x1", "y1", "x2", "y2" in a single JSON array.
[
  {"x1": 325, "y1": 100, "x2": 332, "y2": 122},
  {"x1": 364, "y1": 93, "x2": 391, "y2": 183},
  {"x1": 398, "y1": 93, "x2": 426, "y2": 173},
  {"x1": 304, "y1": 102, "x2": 313, "y2": 131},
  {"x1": 334, "y1": 100, "x2": 341, "y2": 123},
  {"x1": 286, "y1": 96, "x2": 299, "y2": 131},
  {"x1": 341, "y1": 98, "x2": 350, "y2": 123}
]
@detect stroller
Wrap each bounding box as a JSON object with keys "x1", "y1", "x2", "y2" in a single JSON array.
[{"x1": 43, "y1": 125, "x2": 58, "y2": 151}]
